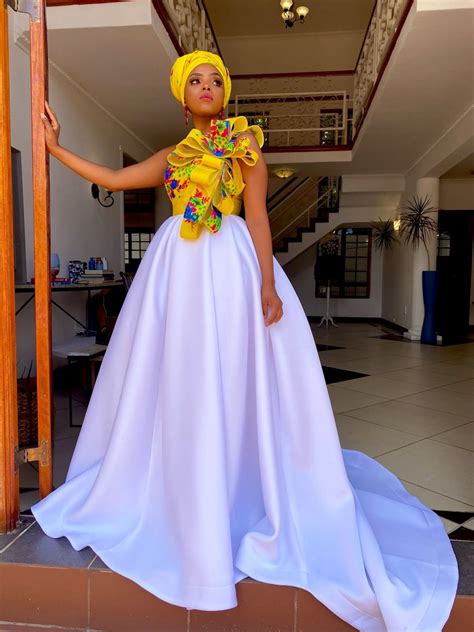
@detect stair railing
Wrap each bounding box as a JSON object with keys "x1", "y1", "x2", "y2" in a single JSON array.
[{"x1": 272, "y1": 176, "x2": 340, "y2": 243}]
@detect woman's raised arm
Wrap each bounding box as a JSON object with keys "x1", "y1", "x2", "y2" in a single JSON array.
[{"x1": 40, "y1": 100, "x2": 175, "y2": 192}]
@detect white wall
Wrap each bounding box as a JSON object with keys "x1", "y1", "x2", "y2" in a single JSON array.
[
  {"x1": 283, "y1": 235, "x2": 384, "y2": 318},
  {"x1": 9, "y1": 11, "x2": 160, "y2": 375}
]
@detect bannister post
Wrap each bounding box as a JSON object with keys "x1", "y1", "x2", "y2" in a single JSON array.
[{"x1": 0, "y1": 1, "x2": 20, "y2": 533}]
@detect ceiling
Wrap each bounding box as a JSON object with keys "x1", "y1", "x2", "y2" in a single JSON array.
[
  {"x1": 13, "y1": 0, "x2": 472, "y2": 180},
  {"x1": 263, "y1": 3, "x2": 474, "y2": 177},
  {"x1": 203, "y1": 0, "x2": 375, "y2": 37}
]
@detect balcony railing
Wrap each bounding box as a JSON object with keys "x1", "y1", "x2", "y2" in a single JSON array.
[
  {"x1": 353, "y1": 0, "x2": 411, "y2": 131},
  {"x1": 157, "y1": 0, "x2": 219, "y2": 55},
  {"x1": 228, "y1": 91, "x2": 353, "y2": 149}
]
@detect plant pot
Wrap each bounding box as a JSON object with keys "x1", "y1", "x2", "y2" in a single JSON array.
[{"x1": 421, "y1": 270, "x2": 438, "y2": 345}]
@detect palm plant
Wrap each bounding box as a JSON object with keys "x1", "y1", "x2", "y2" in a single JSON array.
[
  {"x1": 369, "y1": 217, "x2": 399, "y2": 253},
  {"x1": 398, "y1": 193, "x2": 439, "y2": 269}
]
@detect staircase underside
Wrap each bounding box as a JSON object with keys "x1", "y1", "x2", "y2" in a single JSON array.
[{"x1": 0, "y1": 514, "x2": 472, "y2": 631}]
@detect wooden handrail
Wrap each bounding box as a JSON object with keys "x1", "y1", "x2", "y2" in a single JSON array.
[{"x1": 0, "y1": 1, "x2": 20, "y2": 534}]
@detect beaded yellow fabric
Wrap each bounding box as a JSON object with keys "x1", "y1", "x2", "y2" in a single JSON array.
[{"x1": 164, "y1": 116, "x2": 264, "y2": 240}]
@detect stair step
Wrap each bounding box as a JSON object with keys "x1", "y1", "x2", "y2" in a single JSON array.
[
  {"x1": 0, "y1": 561, "x2": 471, "y2": 631},
  {"x1": 0, "y1": 518, "x2": 472, "y2": 631}
]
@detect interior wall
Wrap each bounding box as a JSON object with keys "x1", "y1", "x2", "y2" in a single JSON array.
[
  {"x1": 283, "y1": 237, "x2": 384, "y2": 319},
  {"x1": 9, "y1": 12, "x2": 156, "y2": 375},
  {"x1": 440, "y1": 178, "x2": 474, "y2": 210}
]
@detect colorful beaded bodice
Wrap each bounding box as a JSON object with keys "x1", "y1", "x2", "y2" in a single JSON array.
[{"x1": 164, "y1": 116, "x2": 264, "y2": 240}]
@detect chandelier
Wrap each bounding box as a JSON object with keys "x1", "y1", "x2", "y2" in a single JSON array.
[{"x1": 280, "y1": 0, "x2": 310, "y2": 28}]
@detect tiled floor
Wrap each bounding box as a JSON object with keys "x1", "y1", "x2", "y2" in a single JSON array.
[{"x1": 15, "y1": 320, "x2": 474, "y2": 577}]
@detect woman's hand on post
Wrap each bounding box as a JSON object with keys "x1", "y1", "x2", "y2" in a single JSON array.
[
  {"x1": 261, "y1": 283, "x2": 283, "y2": 326},
  {"x1": 40, "y1": 101, "x2": 61, "y2": 154}
]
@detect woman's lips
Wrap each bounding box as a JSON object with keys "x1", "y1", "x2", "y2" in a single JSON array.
[{"x1": 200, "y1": 95, "x2": 213, "y2": 101}]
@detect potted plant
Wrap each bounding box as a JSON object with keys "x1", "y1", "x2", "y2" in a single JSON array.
[
  {"x1": 370, "y1": 217, "x2": 399, "y2": 253},
  {"x1": 399, "y1": 193, "x2": 439, "y2": 344}
]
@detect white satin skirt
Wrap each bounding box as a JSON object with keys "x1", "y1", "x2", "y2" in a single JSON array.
[{"x1": 31, "y1": 213, "x2": 459, "y2": 631}]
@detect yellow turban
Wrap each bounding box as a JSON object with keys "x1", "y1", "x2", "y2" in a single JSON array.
[{"x1": 169, "y1": 50, "x2": 232, "y2": 109}]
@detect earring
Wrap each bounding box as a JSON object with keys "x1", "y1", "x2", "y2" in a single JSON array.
[
  {"x1": 218, "y1": 109, "x2": 224, "y2": 119},
  {"x1": 184, "y1": 104, "x2": 189, "y2": 126}
]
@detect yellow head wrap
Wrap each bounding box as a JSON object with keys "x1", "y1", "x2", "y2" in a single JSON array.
[{"x1": 169, "y1": 49, "x2": 232, "y2": 109}]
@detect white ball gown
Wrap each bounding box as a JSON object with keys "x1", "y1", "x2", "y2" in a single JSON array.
[{"x1": 31, "y1": 117, "x2": 459, "y2": 632}]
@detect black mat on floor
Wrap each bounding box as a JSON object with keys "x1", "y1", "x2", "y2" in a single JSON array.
[{"x1": 321, "y1": 366, "x2": 369, "y2": 384}]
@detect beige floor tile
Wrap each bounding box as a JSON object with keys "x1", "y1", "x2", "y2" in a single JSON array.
[
  {"x1": 440, "y1": 379, "x2": 474, "y2": 395},
  {"x1": 344, "y1": 400, "x2": 472, "y2": 437},
  {"x1": 462, "y1": 517, "x2": 474, "y2": 530},
  {"x1": 376, "y1": 439, "x2": 474, "y2": 505},
  {"x1": 327, "y1": 385, "x2": 388, "y2": 413},
  {"x1": 431, "y1": 422, "x2": 474, "y2": 451},
  {"x1": 398, "y1": 479, "x2": 474, "y2": 512},
  {"x1": 380, "y1": 367, "x2": 468, "y2": 388},
  {"x1": 318, "y1": 348, "x2": 378, "y2": 362},
  {"x1": 330, "y1": 356, "x2": 427, "y2": 375},
  {"x1": 398, "y1": 388, "x2": 474, "y2": 419},
  {"x1": 423, "y1": 361, "x2": 474, "y2": 379},
  {"x1": 335, "y1": 375, "x2": 431, "y2": 399},
  {"x1": 335, "y1": 414, "x2": 420, "y2": 457}
]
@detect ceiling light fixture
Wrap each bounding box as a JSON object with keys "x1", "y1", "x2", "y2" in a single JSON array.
[
  {"x1": 274, "y1": 167, "x2": 296, "y2": 178},
  {"x1": 280, "y1": 0, "x2": 309, "y2": 28}
]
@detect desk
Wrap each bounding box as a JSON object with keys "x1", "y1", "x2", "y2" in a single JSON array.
[
  {"x1": 15, "y1": 280, "x2": 124, "y2": 335},
  {"x1": 52, "y1": 336, "x2": 107, "y2": 427}
]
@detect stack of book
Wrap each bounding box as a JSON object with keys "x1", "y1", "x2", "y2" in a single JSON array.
[{"x1": 77, "y1": 269, "x2": 115, "y2": 284}]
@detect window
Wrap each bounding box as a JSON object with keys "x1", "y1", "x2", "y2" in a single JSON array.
[
  {"x1": 315, "y1": 227, "x2": 371, "y2": 298},
  {"x1": 124, "y1": 231, "x2": 154, "y2": 272}
]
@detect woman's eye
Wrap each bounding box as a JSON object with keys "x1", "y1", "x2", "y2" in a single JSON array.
[{"x1": 190, "y1": 78, "x2": 222, "y2": 86}]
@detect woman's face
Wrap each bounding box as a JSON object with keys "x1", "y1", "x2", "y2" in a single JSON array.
[{"x1": 183, "y1": 63, "x2": 225, "y2": 118}]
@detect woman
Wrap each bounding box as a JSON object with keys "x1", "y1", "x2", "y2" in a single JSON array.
[{"x1": 32, "y1": 50, "x2": 458, "y2": 631}]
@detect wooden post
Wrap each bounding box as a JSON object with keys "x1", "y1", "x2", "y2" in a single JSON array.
[
  {"x1": 30, "y1": 0, "x2": 53, "y2": 498},
  {"x1": 0, "y1": 2, "x2": 20, "y2": 533}
]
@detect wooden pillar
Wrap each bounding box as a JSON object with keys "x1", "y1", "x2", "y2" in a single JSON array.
[
  {"x1": 0, "y1": 2, "x2": 20, "y2": 533},
  {"x1": 0, "y1": 0, "x2": 52, "y2": 534},
  {"x1": 30, "y1": 0, "x2": 53, "y2": 498}
]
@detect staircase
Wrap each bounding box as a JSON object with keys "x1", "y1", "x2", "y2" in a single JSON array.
[{"x1": 270, "y1": 176, "x2": 342, "y2": 253}]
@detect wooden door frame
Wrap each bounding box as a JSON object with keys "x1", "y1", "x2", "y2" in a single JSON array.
[{"x1": 1, "y1": 0, "x2": 53, "y2": 534}]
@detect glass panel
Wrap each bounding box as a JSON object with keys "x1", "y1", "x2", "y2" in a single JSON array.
[
  {"x1": 356, "y1": 286, "x2": 367, "y2": 296},
  {"x1": 345, "y1": 271, "x2": 356, "y2": 281},
  {"x1": 344, "y1": 286, "x2": 355, "y2": 296},
  {"x1": 356, "y1": 271, "x2": 367, "y2": 282},
  {"x1": 131, "y1": 252, "x2": 140, "y2": 259},
  {"x1": 131, "y1": 233, "x2": 140, "y2": 241},
  {"x1": 346, "y1": 235, "x2": 357, "y2": 242},
  {"x1": 358, "y1": 245, "x2": 368, "y2": 256},
  {"x1": 358, "y1": 259, "x2": 368, "y2": 271},
  {"x1": 141, "y1": 235, "x2": 150, "y2": 243},
  {"x1": 346, "y1": 245, "x2": 357, "y2": 255},
  {"x1": 345, "y1": 258, "x2": 356, "y2": 270}
]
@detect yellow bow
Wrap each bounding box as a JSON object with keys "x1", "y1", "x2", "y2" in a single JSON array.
[{"x1": 167, "y1": 116, "x2": 264, "y2": 240}]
